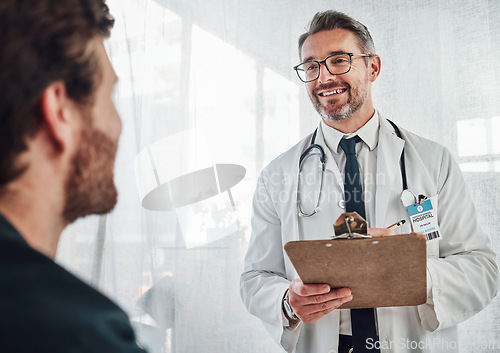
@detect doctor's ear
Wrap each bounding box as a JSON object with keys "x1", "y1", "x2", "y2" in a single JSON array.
[{"x1": 368, "y1": 55, "x2": 381, "y2": 82}]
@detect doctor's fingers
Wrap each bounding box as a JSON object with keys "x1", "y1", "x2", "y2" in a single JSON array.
[
  {"x1": 290, "y1": 286, "x2": 352, "y2": 306},
  {"x1": 369, "y1": 227, "x2": 395, "y2": 237},
  {"x1": 295, "y1": 296, "x2": 353, "y2": 323},
  {"x1": 289, "y1": 279, "x2": 330, "y2": 297}
]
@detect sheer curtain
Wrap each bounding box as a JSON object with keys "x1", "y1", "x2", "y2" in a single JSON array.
[{"x1": 56, "y1": 0, "x2": 499, "y2": 352}]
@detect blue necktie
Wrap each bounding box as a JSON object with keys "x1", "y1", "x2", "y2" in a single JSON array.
[{"x1": 339, "y1": 137, "x2": 380, "y2": 353}]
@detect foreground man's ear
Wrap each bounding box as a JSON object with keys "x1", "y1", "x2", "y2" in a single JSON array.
[{"x1": 38, "y1": 81, "x2": 79, "y2": 153}]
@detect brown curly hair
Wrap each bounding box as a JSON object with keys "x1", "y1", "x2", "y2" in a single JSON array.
[{"x1": 0, "y1": 0, "x2": 114, "y2": 185}]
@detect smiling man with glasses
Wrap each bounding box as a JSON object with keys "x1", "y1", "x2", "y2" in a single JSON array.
[
  {"x1": 241, "y1": 10, "x2": 497, "y2": 353},
  {"x1": 294, "y1": 52, "x2": 373, "y2": 82}
]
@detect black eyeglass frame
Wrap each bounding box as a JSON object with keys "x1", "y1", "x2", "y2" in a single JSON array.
[{"x1": 293, "y1": 53, "x2": 374, "y2": 83}]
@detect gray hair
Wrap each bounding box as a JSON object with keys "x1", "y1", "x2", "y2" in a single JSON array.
[{"x1": 298, "y1": 11, "x2": 376, "y2": 59}]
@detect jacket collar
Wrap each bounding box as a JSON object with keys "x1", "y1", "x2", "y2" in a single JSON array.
[
  {"x1": 0, "y1": 212, "x2": 29, "y2": 246},
  {"x1": 374, "y1": 116, "x2": 405, "y2": 227}
]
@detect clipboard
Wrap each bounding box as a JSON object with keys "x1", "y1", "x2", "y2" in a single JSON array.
[{"x1": 284, "y1": 215, "x2": 427, "y2": 309}]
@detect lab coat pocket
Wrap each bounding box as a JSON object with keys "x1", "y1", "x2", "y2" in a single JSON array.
[{"x1": 426, "y1": 239, "x2": 440, "y2": 259}]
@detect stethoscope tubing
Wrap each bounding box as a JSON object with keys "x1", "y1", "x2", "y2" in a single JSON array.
[{"x1": 297, "y1": 120, "x2": 410, "y2": 217}]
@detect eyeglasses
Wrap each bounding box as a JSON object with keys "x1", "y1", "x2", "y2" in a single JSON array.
[{"x1": 293, "y1": 53, "x2": 373, "y2": 83}]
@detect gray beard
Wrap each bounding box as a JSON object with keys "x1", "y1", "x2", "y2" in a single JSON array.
[
  {"x1": 314, "y1": 82, "x2": 369, "y2": 122},
  {"x1": 316, "y1": 101, "x2": 353, "y2": 122}
]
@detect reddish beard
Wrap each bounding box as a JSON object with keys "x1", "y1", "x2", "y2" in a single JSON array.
[{"x1": 63, "y1": 122, "x2": 118, "y2": 223}]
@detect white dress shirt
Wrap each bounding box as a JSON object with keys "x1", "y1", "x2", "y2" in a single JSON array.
[{"x1": 319, "y1": 111, "x2": 380, "y2": 335}]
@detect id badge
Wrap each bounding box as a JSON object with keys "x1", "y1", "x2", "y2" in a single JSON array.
[{"x1": 407, "y1": 195, "x2": 441, "y2": 242}]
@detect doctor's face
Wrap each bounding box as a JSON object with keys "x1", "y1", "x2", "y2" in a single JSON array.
[{"x1": 300, "y1": 29, "x2": 375, "y2": 123}]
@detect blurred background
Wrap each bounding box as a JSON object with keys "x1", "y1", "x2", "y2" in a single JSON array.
[{"x1": 56, "y1": 0, "x2": 500, "y2": 352}]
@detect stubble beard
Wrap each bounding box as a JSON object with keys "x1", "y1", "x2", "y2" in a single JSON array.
[
  {"x1": 63, "y1": 120, "x2": 119, "y2": 224},
  {"x1": 312, "y1": 78, "x2": 370, "y2": 122}
]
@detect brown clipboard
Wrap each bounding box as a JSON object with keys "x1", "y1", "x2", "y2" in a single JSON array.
[{"x1": 284, "y1": 233, "x2": 427, "y2": 309}]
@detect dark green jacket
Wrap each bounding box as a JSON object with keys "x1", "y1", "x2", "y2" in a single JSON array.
[{"x1": 0, "y1": 214, "x2": 147, "y2": 353}]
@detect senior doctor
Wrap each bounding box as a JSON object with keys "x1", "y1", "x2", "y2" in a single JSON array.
[{"x1": 240, "y1": 10, "x2": 498, "y2": 353}]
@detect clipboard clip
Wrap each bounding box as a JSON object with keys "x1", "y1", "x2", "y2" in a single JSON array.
[{"x1": 332, "y1": 212, "x2": 372, "y2": 239}]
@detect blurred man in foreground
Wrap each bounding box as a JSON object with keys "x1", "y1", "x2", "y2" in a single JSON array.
[{"x1": 0, "y1": 1, "x2": 146, "y2": 351}]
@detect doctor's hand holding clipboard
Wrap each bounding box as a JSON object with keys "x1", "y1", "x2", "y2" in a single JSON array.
[{"x1": 284, "y1": 227, "x2": 395, "y2": 324}]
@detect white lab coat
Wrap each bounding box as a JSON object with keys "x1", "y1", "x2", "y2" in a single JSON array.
[{"x1": 240, "y1": 115, "x2": 498, "y2": 353}]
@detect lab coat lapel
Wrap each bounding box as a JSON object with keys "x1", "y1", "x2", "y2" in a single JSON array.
[
  {"x1": 315, "y1": 127, "x2": 343, "y2": 186},
  {"x1": 289, "y1": 162, "x2": 300, "y2": 241},
  {"x1": 287, "y1": 136, "x2": 312, "y2": 242},
  {"x1": 289, "y1": 128, "x2": 343, "y2": 242},
  {"x1": 375, "y1": 119, "x2": 405, "y2": 227}
]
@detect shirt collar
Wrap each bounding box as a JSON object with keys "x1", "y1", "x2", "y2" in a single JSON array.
[{"x1": 320, "y1": 110, "x2": 380, "y2": 153}]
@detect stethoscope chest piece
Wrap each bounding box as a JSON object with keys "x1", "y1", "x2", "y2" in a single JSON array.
[{"x1": 400, "y1": 189, "x2": 416, "y2": 207}]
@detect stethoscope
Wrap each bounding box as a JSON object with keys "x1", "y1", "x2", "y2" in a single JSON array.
[{"x1": 297, "y1": 120, "x2": 414, "y2": 217}]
